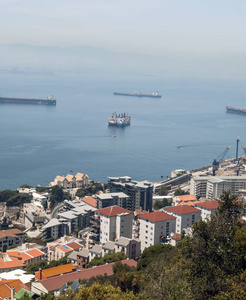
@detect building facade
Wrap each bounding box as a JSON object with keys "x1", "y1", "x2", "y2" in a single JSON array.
[
  {"x1": 139, "y1": 211, "x2": 176, "y2": 252},
  {"x1": 108, "y1": 176, "x2": 153, "y2": 212},
  {"x1": 95, "y1": 206, "x2": 133, "y2": 244}
]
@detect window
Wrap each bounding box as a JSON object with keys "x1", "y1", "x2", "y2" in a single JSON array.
[
  {"x1": 145, "y1": 230, "x2": 148, "y2": 234},
  {"x1": 166, "y1": 222, "x2": 169, "y2": 227},
  {"x1": 146, "y1": 225, "x2": 148, "y2": 228}
]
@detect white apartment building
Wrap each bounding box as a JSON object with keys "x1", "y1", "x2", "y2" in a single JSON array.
[
  {"x1": 164, "y1": 205, "x2": 201, "y2": 234},
  {"x1": 190, "y1": 175, "x2": 246, "y2": 199},
  {"x1": 194, "y1": 200, "x2": 219, "y2": 221},
  {"x1": 95, "y1": 206, "x2": 133, "y2": 244},
  {"x1": 139, "y1": 211, "x2": 176, "y2": 252}
]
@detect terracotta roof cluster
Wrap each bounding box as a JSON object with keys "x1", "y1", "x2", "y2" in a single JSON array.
[
  {"x1": 176, "y1": 195, "x2": 197, "y2": 202},
  {"x1": 0, "y1": 255, "x2": 25, "y2": 270},
  {"x1": 0, "y1": 228, "x2": 23, "y2": 239},
  {"x1": 165, "y1": 205, "x2": 201, "y2": 215},
  {"x1": 195, "y1": 200, "x2": 219, "y2": 210},
  {"x1": 96, "y1": 206, "x2": 132, "y2": 217},
  {"x1": 66, "y1": 242, "x2": 82, "y2": 250},
  {"x1": 81, "y1": 196, "x2": 97, "y2": 208},
  {"x1": 177, "y1": 200, "x2": 206, "y2": 206},
  {"x1": 35, "y1": 259, "x2": 137, "y2": 293},
  {"x1": 56, "y1": 245, "x2": 73, "y2": 254},
  {"x1": 0, "y1": 279, "x2": 30, "y2": 299},
  {"x1": 7, "y1": 248, "x2": 45, "y2": 263},
  {"x1": 55, "y1": 172, "x2": 89, "y2": 183},
  {"x1": 140, "y1": 211, "x2": 176, "y2": 222}
]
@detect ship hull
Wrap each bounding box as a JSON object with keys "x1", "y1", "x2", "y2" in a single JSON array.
[
  {"x1": 113, "y1": 92, "x2": 161, "y2": 98},
  {"x1": 0, "y1": 97, "x2": 56, "y2": 105},
  {"x1": 226, "y1": 106, "x2": 246, "y2": 115}
]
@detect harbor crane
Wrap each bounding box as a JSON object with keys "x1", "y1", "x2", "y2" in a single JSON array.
[{"x1": 212, "y1": 146, "x2": 231, "y2": 176}]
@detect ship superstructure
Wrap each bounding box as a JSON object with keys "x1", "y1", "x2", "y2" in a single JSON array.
[{"x1": 108, "y1": 112, "x2": 131, "y2": 127}]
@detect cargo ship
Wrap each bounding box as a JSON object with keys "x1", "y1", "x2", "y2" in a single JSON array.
[
  {"x1": 0, "y1": 95, "x2": 56, "y2": 105},
  {"x1": 226, "y1": 106, "x2": 246, "y2": 115},
  {"x1": 108, "y1": 112, "x2": 131, "y2": 127},
  {"x1": 113, "y1": 91, "x2": 161, "y2": 98}
]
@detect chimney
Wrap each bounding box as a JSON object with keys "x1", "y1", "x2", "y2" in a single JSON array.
[
  {"x1": 36, "y1": 268, "x2": 42, "y2": 280},
  {"x1": 11, "y1": 287, "x2": 15, "y2": 300}
]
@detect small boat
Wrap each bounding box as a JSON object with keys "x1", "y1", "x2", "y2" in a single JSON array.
[
  {"x1": 112, "y1": 135, "x2": 117, "y2": 138},
  {"x1": 177, "y1": 145, "x2": 180, "y2": 148}
]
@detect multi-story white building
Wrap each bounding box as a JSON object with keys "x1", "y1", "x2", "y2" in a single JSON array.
[
  {"x1": 95, "y1": 206, "x2": 133, "y2": 244},
  {"x1": 190, "y1": 175, "x2": 246, "y2": 199},
  {"x1": 139, "y1": 211, "x2": 176, "y2": 252},
  {"x1": 164, "y1": 205, "x2": 201, "y2": 234},
  {"x1": 194, "y1": 200, "x2": 219, "y2": 221}
]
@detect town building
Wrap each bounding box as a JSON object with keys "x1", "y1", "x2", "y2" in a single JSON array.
[
  {"x1": 108, "y1": 176, "x2": 153, "y2": 212},
  {"x1": 50, "y1": 172, "x2": 89, "y2": 188},
  {"x1": 96, "y1": 192, "x2": 129, "y2": 209},
  {"x1": 139, "y1": 211, "x2": 176, "y2": 252},
  {"x1": 75, "y1": 248, "x2": 90, "y2": 269},
  {"x1": 35, "y1": 264, "x2": 76, "y2": 281},
  {"x1": 0, "y1": 229, "x2": 24, "y2": 253},
  {"x1": 0, "y1": 253, "x2": 25, "y2": 273},
  {"x1": 81, "y1": 196, "x2": 97, "y2": 208},
  {"x1": 6, "y1": 248, "x2": 46, "y2": 266},
  {"x1": 164, "y1": 205, "x2": 201, "y2": 234},
  {"x1": 95, "y1": 206, "x2": 133, "y2": 244},
  {"x1": 194, "y1": 200, "x2": 219, "y2": 220},
  {"x1": 24, "y1": 203, "x2": 47, "y2": 228},
  {"x1": 41, "y1": 204, "x2": 95, "y2": 240},
  {"x1": 190, "y1": 175, "x2": 246, "y2": 199},
  {"x1": 0, "y1": 279, "x2": 31, "y2": 299},
  {"x1": 115, "y1": 237, "x2": 141, "y2": 260},
  {"x1": 173, "y1": 194, "x2": 197, "y2": 206},
  {"x1": 31, "y1": 259, "x2": 137, "y2": 296}
]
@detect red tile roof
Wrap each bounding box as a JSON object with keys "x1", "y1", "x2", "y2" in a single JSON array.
[
  {"x1": 140, "y1": 211, "x2": 176, "y2": 222},
  {"x1": 66, "y1": 242, "x2": 82, "y2": 250},
  {"x1": 0, "y1": 279, "x2": 30, "y2": 299},
  {"x1": 57, "y1": 246, "x2": 73, "y2": 253},
  {"x1": 81, "y1": 196, "x2": 97, "y2": 208},
  {"x1": 41, "y1": 264, "x2": 76, "y2": 279},
  {"x1": 96, "y1": 206, "x2": 132, "y2": 217},
  {"x1": 0, "y1": 256, "x2": 25, "y2": 270},
  {"x1": 176, "y1": 195, "x2": 197, "y2": 202},
  {"x1": 195, "y1": 200, "x2": 219, "y2": 210},
  {"x1": 0, "y1": 228, "x2": 23, "y2": 239},
  {"x1": 7, "y1": 248, "x2": 45, "y2": 262},
  {"x1": 171, "y1": 233, "x2": 182, "y2": 240},
  {"x1": 37, "y1": 259, "x2": 137, "y2": 293},
  {"x1": 165, "y1": 205, "x2": 201, "y2": 215}
]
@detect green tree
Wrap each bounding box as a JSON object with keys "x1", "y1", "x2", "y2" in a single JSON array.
[
  {"x1": 137, "y1": 244, "x2": 174, "y2": 271},
  {"x1": 182, "y1": 191, "x2": 245, "y2": 299},
  {"x1": 158, "y1": 185, "x2": 168, "y2": 196},
  {"x1": 19, "y1": 184, "x2": 33, "y2": 189},
  {"x1": 87, "y1": 252, "x2": 127, "y2": 268},
  {"x1": 153, "y1": 198, "x2": 172, "y2": 210},
  {"x1": 174, "y1": 188, "x2": 189, "y2": 196}
]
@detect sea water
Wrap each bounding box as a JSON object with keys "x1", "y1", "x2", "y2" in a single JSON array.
[{"x1": 0, "y1": 73, "x2": 246, "y2": 190}]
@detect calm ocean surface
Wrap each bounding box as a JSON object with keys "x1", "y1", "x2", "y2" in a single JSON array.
[{"x1": 0, "y1": 73, "x2": 246, "y2": 190}]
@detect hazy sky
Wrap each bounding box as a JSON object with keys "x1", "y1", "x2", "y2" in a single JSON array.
[{"x1": 1, "y1": 0, "x2": 246, "y2": 58}]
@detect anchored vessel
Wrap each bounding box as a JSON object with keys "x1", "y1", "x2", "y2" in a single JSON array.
[
  {"x1": 0, "y1": 95, "x2": 56, "y2": 105},
  {"x1": 108, "y1": 112, "x2": 131, "y2": 127},
  {"x1": 226, "y1": 106, "x2": 246, "y2": 115},
  {"x1": 113, "y1": 91, "x2": 161, "y2": 98}
]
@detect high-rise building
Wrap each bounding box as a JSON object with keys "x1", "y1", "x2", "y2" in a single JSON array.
[{"x1": 108, "y1": 176, "x2": 153, "y2": 212}]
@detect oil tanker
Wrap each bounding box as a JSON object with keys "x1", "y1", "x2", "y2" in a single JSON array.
[
  {"x1": 0, "y1": 95, "x2": 56, "y2": 105},
  {"x1": 113, "y1": 91, "x2": 161, "y2": 98},
  {"x1": 226, "y1": 106, "x2": 246, "y2": 115}
]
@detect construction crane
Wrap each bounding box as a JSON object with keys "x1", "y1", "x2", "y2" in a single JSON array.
[{"x1": 212, "y1": 146, "x2": 231, "y2": 176}]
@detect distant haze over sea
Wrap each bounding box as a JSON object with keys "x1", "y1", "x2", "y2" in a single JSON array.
[{"x1": 0, "y1": 45, "x2": 246, "y2": 189}]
